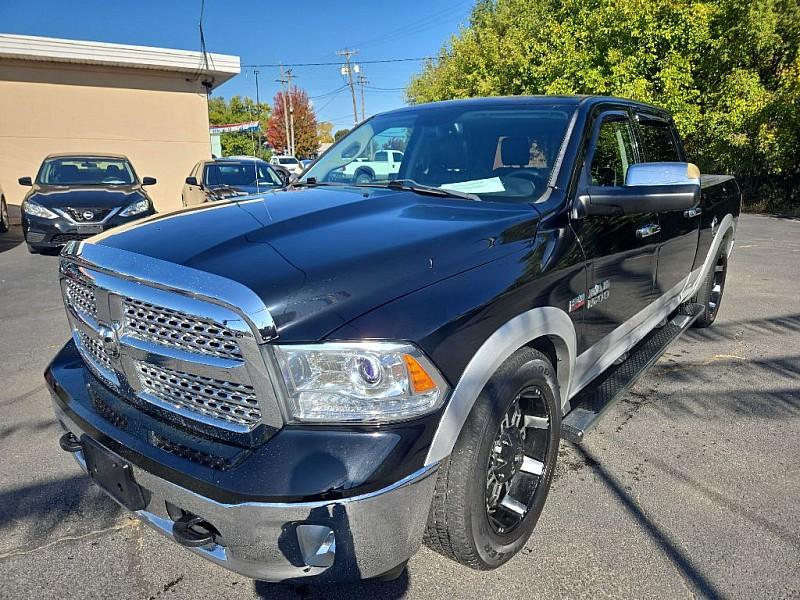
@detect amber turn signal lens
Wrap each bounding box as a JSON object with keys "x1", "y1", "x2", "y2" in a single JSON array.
[{"x1": 403, "y1": 354, "x2": 437, "y2": 393}]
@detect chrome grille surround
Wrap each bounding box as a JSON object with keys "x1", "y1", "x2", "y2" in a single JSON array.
[
  {"x1": 123, "y1": 297, "x2": 243, "y2": 360},
  {"x1": 135, "y1": 362, "x2": 260, "y2": 428},
  {"x1": 58, "y1": 242, "x2": 282, "y2": 434}
]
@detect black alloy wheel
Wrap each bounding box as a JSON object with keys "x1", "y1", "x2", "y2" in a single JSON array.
[
  {"x1": 693, "y1": 246, "x2": 728, "y2": 328},
  {"x1": 484, "y1": 386, "x2": 552, "y2": 535}
]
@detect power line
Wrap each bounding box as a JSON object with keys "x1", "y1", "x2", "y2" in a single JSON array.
[{"x1": 243, "y1": 56, "x2": 432, "y2": 68}]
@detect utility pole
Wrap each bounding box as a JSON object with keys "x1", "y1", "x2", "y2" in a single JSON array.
[
  {"x1": 337, "y1": 48, "x2": 359, "y2": 126},
  {"x1": 254, "y1": 69, "x2": 261, "y2": 156},
  {"x1": 285, "y1": 68, "x2": 296, "y2": 157},
  {"x1": 357, "y1": 74, "x2": 368, "y2": 122},
  {"x1": 276, "y1": 66, "x2": 291, "y2": 155}
]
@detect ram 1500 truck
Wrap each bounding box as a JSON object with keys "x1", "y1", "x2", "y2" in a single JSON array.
[{"x1": 48, "y1": 96, "x2": 740, "y2": 583}]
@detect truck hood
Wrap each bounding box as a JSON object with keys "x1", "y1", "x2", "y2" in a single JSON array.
[
  {"x1": 94, "y1": 186, "x2": 539, "y2": 341},
  {"x1": 27, "y1": 184, "x2": 148, "y2": 209}
]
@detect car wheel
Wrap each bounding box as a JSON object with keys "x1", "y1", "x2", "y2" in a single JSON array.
[
  {"x1": 0, "y1": 197, "x2": 8, "y2": 233},
  {"x1": 692, "y1": 245, "x2": 728, "y2": 328},
  {"x1": 354, "y1": 171, "x2": 374, "y2": 184},
  {"x1": 424, "y1": 347, "x2": 561, "y2": 569}
]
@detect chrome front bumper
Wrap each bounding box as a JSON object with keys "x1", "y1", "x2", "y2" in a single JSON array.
[{"x1": 54, "y1": 400, "x2": 439, "y2": 582}]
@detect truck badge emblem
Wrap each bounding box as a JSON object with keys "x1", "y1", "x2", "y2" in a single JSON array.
[
  {"x1": 586, "y1": 279, "x2": 611, "y2": 310},
  {"x1": 83, "y1": 210, "x2": 95, "y2": 221},
  {"x1": 568, "y1": 293, "x2": 586, "y2": 313}
]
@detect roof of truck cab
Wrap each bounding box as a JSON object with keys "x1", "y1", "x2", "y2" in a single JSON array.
[{"x1": 383, "y1": 95, "x2": 670, "y2": 117}]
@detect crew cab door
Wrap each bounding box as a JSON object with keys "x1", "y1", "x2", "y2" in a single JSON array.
[
  {"x1": 572, "y1": 110, "x2": 659, "y2": 352},
  {"x1": 634, "y1": 113, "x2": 701, "y2": 295}
]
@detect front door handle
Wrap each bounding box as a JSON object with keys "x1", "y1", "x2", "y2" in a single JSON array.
[
  {"x1": 636, "y1": 224, "x2": 661, "y2": 238},
  {"x1": 684, "y1": 207, "x2": 702, "y2": 218}
]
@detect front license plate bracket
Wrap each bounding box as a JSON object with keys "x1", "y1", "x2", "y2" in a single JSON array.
[{"x1": 81, "y1": 435, "x2": 147, "y2": 511}]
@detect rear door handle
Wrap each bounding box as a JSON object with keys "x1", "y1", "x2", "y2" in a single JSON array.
[
  {"x1": 684, "y1": 207, "x2": 702, "y2": 218},
  {"x1": 636, "y1": 224, "x2": 661, "y2": 238}
]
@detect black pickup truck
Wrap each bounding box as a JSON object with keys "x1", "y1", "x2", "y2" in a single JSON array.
[{"x1": 48, "y1": 96, "x2": 740, "y2": 582}]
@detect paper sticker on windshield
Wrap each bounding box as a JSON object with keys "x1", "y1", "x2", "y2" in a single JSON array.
[{"x1": 440, "y1": 177, "x2": 506, "y2": 194}]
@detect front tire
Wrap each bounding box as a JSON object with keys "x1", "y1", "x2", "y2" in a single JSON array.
[{"x1": 424, "y1": 347, "x2": 561, "y2": 570}]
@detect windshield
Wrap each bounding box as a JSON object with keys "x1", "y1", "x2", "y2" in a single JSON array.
[
  {"x1": 37, "y1": 158, "x2": 136, "y2": 185},
  {"x1": 204, "y1": 162, "x2": 282, "y2": 188},
  {"x1": 302, "y1": 103, "x2": 574, "y2": 201}
]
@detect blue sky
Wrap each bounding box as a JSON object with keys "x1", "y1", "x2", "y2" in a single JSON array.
[{"x1": 1, "y1": 0, "x2": 473, "y2": 130}]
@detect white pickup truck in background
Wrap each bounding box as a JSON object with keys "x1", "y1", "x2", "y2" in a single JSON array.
[{"x1": 333, "y1": 149, "x2": 404, "y2": 183}]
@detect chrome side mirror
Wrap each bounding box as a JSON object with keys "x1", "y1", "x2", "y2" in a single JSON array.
[{"x1": 625, "y1": 162, "x2": 701, "y2": 187}]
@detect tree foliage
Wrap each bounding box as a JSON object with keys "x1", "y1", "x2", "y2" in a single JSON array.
[
  {"x1": 267, "y1": 87, "x2": 321, "y2": 158},
  {"x1": 318, "y1": 121, "x2": 335, "y2": 143},
  {"x1": 208, "y1": 95, "x2": 271, "y2": 158},
  {"x1": 334, "y1": 128, "x2": 350, "y2": 141},
  {"x1": 408, "y1": 0, "x2": 800, "y2": 210}
]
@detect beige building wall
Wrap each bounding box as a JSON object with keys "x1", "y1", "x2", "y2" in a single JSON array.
[{"x1": 0, "y1": 58, "x2": 213, "y2": 215}]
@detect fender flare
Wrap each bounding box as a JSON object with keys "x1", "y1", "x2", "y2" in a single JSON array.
[
  {"x1": 425, "y1": 306, "x2": 576, "y2": 465},
  {"x1": 685, "y1": 213, "x2": 736, "y2": 299}
]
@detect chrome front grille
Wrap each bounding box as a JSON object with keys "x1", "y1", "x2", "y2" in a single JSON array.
[
  {"x1": 64, "y1": 276, "x2": 97, "y2": 317},
  {"x1": 59, "y1": 254, "x2": 281, "y2": 435},
  {"x1": 135, "y1": 362, "x2": 261, "y2": 428},
  {"x1": 123, "y1": 297, "x2": 242, "y2": 360},
  {"x1": 77, "y1": 329, "x2": 112, "y2": 370}
]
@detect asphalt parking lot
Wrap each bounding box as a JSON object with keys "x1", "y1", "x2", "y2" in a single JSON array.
[{"x1": 0, "y1": 213, "x2": 798, "y2": 599}]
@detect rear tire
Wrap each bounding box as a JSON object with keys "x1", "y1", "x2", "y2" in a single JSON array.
[
  {"x1": 693, "y1": 246, "x2": 728, "y2": 328},
  {"x1": 354, "y1": 170, "x2": 374, "y2": 184},
  {"x1": 424, "y1": 347, "x2": 561, "y2": 570}
]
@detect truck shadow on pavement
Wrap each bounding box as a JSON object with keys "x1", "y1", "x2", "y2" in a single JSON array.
[
  {"x1": 0, "y1": 473, "x2": 123, "y2": 558},
  {"x1": 573, "y1": 444, "x2": 729, "y2": 600},
  {"x1": 253, "y1": 570, "x2": 410, "y2": 599}
]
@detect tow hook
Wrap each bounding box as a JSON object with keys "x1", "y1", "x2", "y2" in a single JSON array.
[
  {"x1": 172, "y1": 514, "x2": 217, "y2": 548},
  {"x1": 59, "y1": 432, "x2": 82, "y2": 453}
]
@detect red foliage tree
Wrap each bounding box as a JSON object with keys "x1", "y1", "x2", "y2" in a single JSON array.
[{"x1": 267, "y1": 87, "x2": 320, "y2": 158}]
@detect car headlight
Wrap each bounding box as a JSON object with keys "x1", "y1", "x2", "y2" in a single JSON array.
[
  {"x1": 23, "y1": 200, "x2": 58, "y2": 220},
  {"x1": 271, "y1": 341, "x2": 449, "y2": 423},
  {"x1": 119, "y1": 198, "x2": 150, "y2": 217}
]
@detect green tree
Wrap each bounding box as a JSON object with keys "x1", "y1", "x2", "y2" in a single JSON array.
[
  {"x1": 408, "y1": 0, "x2": 800, "y2": 211},
  {"x1": 208, "y1": 95, "x2": 271, "y2": 159},
  {"x1": 318, "y1": 121, "x2": 334, "y2": 143},
  {"x1": 334, "y1": 128, "x2": 350, "y2": 142}
]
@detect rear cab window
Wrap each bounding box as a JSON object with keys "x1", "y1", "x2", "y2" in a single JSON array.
[{"x1": 636, "y1": 115, "x2": 682, "y2": 162}]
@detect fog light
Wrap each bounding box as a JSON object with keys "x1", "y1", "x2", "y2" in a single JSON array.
[{"x1": 296, "y1": 524, "x2": 336, "y2": 568}]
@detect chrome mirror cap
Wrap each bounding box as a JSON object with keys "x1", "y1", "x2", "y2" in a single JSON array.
[{"x1": 625, "y1": 162, "x2": 701, "y2": 187}]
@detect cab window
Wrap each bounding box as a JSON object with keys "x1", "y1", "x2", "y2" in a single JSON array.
[
  {"x1": 637, "y1": 117, "x2": 681, "y2": 162},
  {"x1": 590, "y1": 115, "x2": 636, "y2": 187}
]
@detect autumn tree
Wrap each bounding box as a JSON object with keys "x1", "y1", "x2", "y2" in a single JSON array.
[
  {"x1": 267, "y1": 87, "x2": 321, "y2": 158},
  {"x1": 408, "y1": 0, "x2": 800, "y2": 212}
]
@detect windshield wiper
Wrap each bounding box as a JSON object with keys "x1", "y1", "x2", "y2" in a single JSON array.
[{"x1": 384, "y1": 179, "x2": 481, "y2": 202}]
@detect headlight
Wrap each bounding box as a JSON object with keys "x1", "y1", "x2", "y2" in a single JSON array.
[
  {"x1": 119, "y1": 198, "x2": 150, "y2": 217},
  {"x1": 272, "y1": 341, "x2": 449, "y2": 423},
  {"x1": 23, "y1": 200, "x2": 58, "y2": 219}
]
